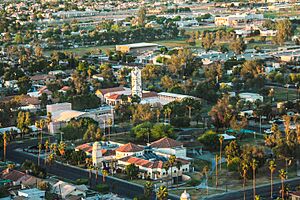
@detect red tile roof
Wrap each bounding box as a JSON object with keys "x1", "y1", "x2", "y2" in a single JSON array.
[
  {"x1": 119, "y1": 156, "x2": 164, "y2": 169},
  {"x1": 60, "y1": 86, "x2": 71, "y2": 91},
  {"x1": 150, "y1": 137, "x2": 182, "y2": 149},
  {"x1": 99, "y1": 87, "x2": 125, "y2": 95},
  {"x1": 116, "y1": 143, "x2": 144, "y2": 152},
  {"x1": 2, "y1": 170, "x2": 26, "y2": 182},
  {"x1": 106, "y1": 94, "x2": 122, "y2": 101}
]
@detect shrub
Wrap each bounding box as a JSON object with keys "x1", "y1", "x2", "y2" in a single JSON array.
[
  {"x1": 96, "y1": 184, "x2": 109, "y2": 193},
  {"x1": 76, "y1": 178, "x2": 88, "y2": 185},
  {"x1": 187, "y1": 178, "x2": 201, "y2": 186}
]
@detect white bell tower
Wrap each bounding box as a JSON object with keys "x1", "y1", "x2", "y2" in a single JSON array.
[
  {"x1": 92, "y1": 142, "x2": 102, "y2": 167},
  {"x1": 131, "y1": 67, "x2": 142, "y2": 98}
]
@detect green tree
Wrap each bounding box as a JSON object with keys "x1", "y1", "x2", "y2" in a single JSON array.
[
  {"x1": 137, "y1": 7, "x2": 146, "y2": 27},
  {"x1": 17, "y1": 76, "x2": 32, "y2": 94},
  {"x1": 274, "y1": 19, "x2": 293, "y2": 45},
  {"x1": 230, "y1": 37, "x2": 246, "y2": 55},
  {"x1": 202, "y1": 32, "x2": 215, "y2": 51},
  {"x1": 125, "y1": 164, "x2": 139, "y2": 180}
]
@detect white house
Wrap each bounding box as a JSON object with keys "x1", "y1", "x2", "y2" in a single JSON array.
[{"x1": 18, "y1": 188, "x2": 45, "y2": 200}]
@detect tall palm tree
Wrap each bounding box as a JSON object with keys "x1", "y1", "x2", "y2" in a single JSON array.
[
  {"x1": 94, "y1": 166, "x2": 99, "y2": 184},
  {"x1": 102, "y1": 169, "x2": 108, "y2": 183},
  {"x1": 156, "y1": 109, "x2": 160, "y2": 123},
  {"x1": 279, "y1": 169, "x2": 287, "y2": 200},
  {"x1": 163, "y1": 162, "x2": 170, "y2": 188},
  {"x1": 44, "y1": 140, "x2": 49, "y2": 165},
  {"x1": 38, "y1": 143, "x2": 42, "y2": 166},
  {"x1": 176, "y1": 161, "x2": 182, "y2": 187},
  {"x1": 242, "y1": 162, "x2": 248, "y2": 200},
  {"x1": 269, "y1": 160, "x2": 276, "y2": 198},
  {"x1": 203, "y1": 165, "x2": 209, "y2": 195},
  {"x1": 3, "y1": 132, "x2": 7, "y2": 162},
  {"x1": 46, "y1": 112, "x2": 52, "y2": 127},
  {"x1": 85, "y1": 158, "x2": 93, "y2": 187},
  {"x1": 219, "y1": 135, "x2": 224, "y2": 170},
  {"x1": 215, "y1": 154, "x2": 218, "y2": 188},
  {"x1": 251, "y1": 159, "x2": 258, "y2": 200},
  {"x1": 163, "y1": 107, "x2": 171, "y2": 124},
  {"x1": 156, "y1": 185, "x2": 168, "y2": 200},
  {"x1": 58, "y1": 141, "x2": 66, "y2": 157},
  {"x1": 47, "y1": 153, "x2": 55, "y2": 166},
  {"x1": 169, "y1": 155, "x2": 176, "y2": 185},
  {"x1": 107, "y1": 118, "x2": 113, "y2": 141}
]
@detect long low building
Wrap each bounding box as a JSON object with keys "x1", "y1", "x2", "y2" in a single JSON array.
[
  {"x1": 47, "y1": 103, "x2": 114, "y2": 134},
  {"x1": 116, "y1": 43, "x2": 158, "y2": 55}
]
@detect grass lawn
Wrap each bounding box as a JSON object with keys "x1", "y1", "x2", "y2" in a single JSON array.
[
  {"x1": 109, "y1": 132, "x2": 134, "y2": 144},
  {"x1": 273, "y1": 87, "x2": 298, "y2": 102},
  {"x1": 193, "y1": 159, "x2": 211, "y2": 172},
  {"x1": 208, "y1": 161, "x2": 298, "y2": 191},
  {"x1": 44, "y1": 45, "x2": 115, "y2": 57}
]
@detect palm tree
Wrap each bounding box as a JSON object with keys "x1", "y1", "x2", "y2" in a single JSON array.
[
  {"x1": 3, "y1": 132, "x2": 7, "y2": 162},
  {"x1": 38, "y1": 143, "x2": 42, "y2": 166},
  {"x1": 163, "y1": 107, "x2": 171, "y2": 124},
  {"x1": 44, "y1": 140, "x2": 49, "y2": 165},
  {"x1": 169, "y1": 155, "x2": 176, "y2": 185},
  {"x1": 46, "y1": 112, "x2": 52, "y2": 133},
  {"x1": 219, "y1": 135, "x2": 224, "y2": 170},
  {"x1": 156, "y1": 109, "x2": 160, "y2": 123},
  {"x1": 163, "y1": 162, "x2": 170, "y2": 188},
  {"x1": 94, "y1": 166, "x2": 99, "y2": 184},
  {"x1": 156, "y1": 185, "x2": 168, "y2": 200},
  {"x1": 215, "y1": 154, "x2": 218, "y2": 188},
  {"x1": 58, "y1": 141, "x2": 66, "y2": 157},
  {"x1": 176, "y1": 161, "x2": 182, "y2": 187},
  {"x1": 254, "y1": 195, "x2": 261, "y2": 200},
  {"x1": 144, "y1": 181, "x2": 154, "y2": 200},
  {"x1": 242, "y1": 162, "x2": 248, "y2": 200},
  {"x1": 203, "y1": 165, "x2": 209, "y2": 195},
  {"x1": 269, "y1": 160, "x2": 276, "y2": 198},
  {"x1": 85, "y1": 158, "x2": 93, "y2": 187},
  {"x1": 279, "y1": 169, "x2": 287, "y2": 200},
  {"x1": 251, "y1": 159, "x2": 258, "y2": 200},
  {"x1": 107, "y1": 118, "x2": 113, "y2": 141},
  {"x1": 102, "y1": 169, "x2": 108, "y2": 183},
  {"x1": 47, "y1": 153, "x2": 55, "y2": 166}
]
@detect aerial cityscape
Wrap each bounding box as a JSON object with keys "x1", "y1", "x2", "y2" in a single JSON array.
[{"x1": 0, "y1": 0, "x2": 300, "y2": 199}]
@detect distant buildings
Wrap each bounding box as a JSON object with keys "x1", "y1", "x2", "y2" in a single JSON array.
[
  {"x1": 116, "y1": 43, "x2": 159, "y2": 55},
  {"x1": 215, "y1": 13, "x2": 264, "y2": 27},
  {"x1": 47, "y1": 103, "x2": 114, "y2": 134},
  {"x1": 239, "y1": 92, "x2": 264, "y2": 103}
]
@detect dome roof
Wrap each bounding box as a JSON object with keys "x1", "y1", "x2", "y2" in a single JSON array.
[{"x1": 180, "y1": 190, "x2": 190, "y2": 200}]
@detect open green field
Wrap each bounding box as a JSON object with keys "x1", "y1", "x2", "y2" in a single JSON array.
[{"x1": 273, "y1": 87, "x2": 298, "y2": 102}]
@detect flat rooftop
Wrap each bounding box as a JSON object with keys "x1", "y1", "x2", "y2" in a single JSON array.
[{"x1": 116, "y1": 42, "x2": 158, "y2": 48}]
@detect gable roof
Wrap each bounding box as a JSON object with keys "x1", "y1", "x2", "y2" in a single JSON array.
[
  {"x1": 98, "y1": 87, "x2": 125, "y2": 96},
  {"x1": 2, "y1": 170, "x2": 26, "y2": 182},
  {"x1": 150, "y1": 137, "x2": 182, "y2": 149},
  {"x1": 116, "y1": 143, "x2": 144, "y2": 152},
  {"x1": 119, "y1": 156, "x2": 164, "y2": 169}
]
